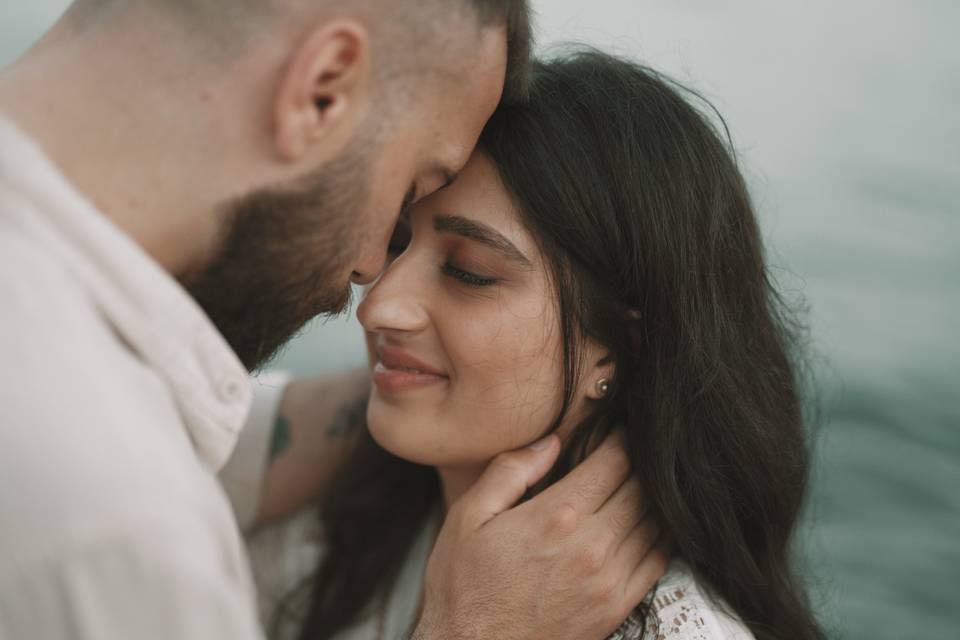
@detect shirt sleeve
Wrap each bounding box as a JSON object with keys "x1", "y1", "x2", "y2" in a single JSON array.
[
  {"x1": 219, "y1": 371, "x2": 293, "y2": 531},
  {"x1": 0, "y1": 509, "x2": 265, "y2": 640}
]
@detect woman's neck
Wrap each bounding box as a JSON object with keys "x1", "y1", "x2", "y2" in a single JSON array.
[
  {"x1": 437, "y1": 464, "x2": 486, "y2": 513},
  {"x1": 436, "y1": 425, "x2": 582, "y2": 512},
  {"x1": 400, "y1": 465, "x2": 484, "y2": 636}
]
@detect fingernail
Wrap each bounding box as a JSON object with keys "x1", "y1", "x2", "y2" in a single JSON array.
[{"x1": 528, "y1": 435, "x2": 554, "y2": 451}]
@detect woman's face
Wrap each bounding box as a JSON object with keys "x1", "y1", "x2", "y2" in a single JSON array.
[{"x1": 357, "y1": 151, "x2": 606, "y2": 470}]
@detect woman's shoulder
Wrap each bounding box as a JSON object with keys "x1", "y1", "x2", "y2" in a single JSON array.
[{"x1": 608, "y1": 558, "x2": 755, "y2": 640}]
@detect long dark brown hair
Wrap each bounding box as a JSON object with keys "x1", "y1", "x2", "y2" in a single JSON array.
[{"x1": 291, "y1": 49, "x2": 824, "y2": 640}]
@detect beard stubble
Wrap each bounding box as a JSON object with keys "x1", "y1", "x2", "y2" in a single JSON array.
[{"x1": 181, "y1": 143, "x2": 373, "y2": 372}]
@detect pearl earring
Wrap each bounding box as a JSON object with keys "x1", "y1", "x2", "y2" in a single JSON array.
[{"x1": 595, "y1": 378, "x2": 610, "y2": 398}]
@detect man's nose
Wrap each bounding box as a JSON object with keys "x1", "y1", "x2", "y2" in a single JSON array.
[
  {"x1": 350, "y1": 250, "x2": 388, "y2": 285},
  {"x1": 350, "y1": 269, "x2": 377, "y2": 286}
]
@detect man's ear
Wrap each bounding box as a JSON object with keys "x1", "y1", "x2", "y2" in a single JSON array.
[
  {"x1": 584, "y1": 350, "x2": 616, "y2": 401},
  {"x1": 273, "y1": 20, "x2": 370, "y2": 162}
]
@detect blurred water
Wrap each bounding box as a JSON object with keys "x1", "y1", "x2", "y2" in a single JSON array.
[{"x1": 3, "y1": 1, "x2": 957, "y2": 638}]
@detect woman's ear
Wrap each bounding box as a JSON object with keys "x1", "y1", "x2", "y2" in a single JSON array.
[
  {"x1": 272, "y1": 19, "x2": 370, "y2": 162},
  {"x1": 584, "y1": 349, "x2": 616, "y2": 401}
]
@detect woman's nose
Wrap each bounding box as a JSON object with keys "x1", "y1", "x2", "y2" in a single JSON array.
[{"x1": 356, "y1": 259, "x2": 430, "y2": 335}]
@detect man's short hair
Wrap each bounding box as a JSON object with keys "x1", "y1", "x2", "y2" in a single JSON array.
[
  {"x1": 465, "y1": 0, "x2": 532, "y2": 102},
  {"x1": 71, "y1": 0, "x2": 532, "y2": 101}
]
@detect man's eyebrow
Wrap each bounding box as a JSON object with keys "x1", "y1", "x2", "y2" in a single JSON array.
[{"x1": 433, "y1": 214, "x2": 532, "y2": 266}]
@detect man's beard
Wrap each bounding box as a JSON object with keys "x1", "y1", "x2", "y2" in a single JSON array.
[{"x1": 181, "y1": 145, "x2": 372, "y2": 372}]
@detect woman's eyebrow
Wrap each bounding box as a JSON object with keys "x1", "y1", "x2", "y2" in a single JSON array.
[{"x1": 433, "y1": 213, "x2": 532, "y2": 266}]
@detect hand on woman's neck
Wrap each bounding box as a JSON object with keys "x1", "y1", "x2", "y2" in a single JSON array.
[
  {"x1": 437, "y1": 465, "x2": 486, "y2": 514},
  {"x1": 435, "y1": 423, "x2": 586, "y2": 515},
  {"x1": 436, "y1": 426, "x2": 576, "y2": 513}
]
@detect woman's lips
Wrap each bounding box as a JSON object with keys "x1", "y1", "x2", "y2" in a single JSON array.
[
  {"x1": 373, "y1": 345, "x2": 449, "y2": 394},
  {"x1": 372, "y1": 363, "x2": 448, "y2": 393}
]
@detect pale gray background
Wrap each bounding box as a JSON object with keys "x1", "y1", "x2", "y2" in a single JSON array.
[{"x1": 3, "y1": 1, "x2": 958, "y2": 638}]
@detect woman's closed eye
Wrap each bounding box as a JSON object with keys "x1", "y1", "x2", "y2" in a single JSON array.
[{"x1": 441, "y1": 262, "x2": 499, "y2": 287}]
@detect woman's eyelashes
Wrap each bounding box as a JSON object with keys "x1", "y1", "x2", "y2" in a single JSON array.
[
  {"x1": 386, "y1": 208, "x2": 500, "y2": 287},
  {"x1": 386, "y1": 228, "x2": 498, "y2": 288},
  {"x1": 441, "y1": 262, "x2": 499, "y2": 287}
]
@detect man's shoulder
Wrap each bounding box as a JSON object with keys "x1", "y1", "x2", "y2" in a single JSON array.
[
  {"x1": 0, "y1": 232, "x2": 225, "y2": 564},
  {"x1": 0, "y1": 222, "x2": 102, "y2": 346},
  {"x1": 0, "y1": 227, "x2": 184, "y2": 461},
  {"x1": 0, "y1": 215, "x2": 170, "y2": 404}
]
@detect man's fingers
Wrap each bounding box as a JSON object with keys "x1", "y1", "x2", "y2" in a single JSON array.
[
  {"x1": 625, "y1": 533, "x2": 674, "y2": 605},
  {"x1": 535, "y1": 433, "x2": 630, "y2": 517},
  {"x1": 452, "y1": 435, "x2": 560, "y2": 531},
  {"x1": 591, "y1": 477, "x2": 648, "y2": 547},
  {"x1": 611, "y1": 511, "x2": 660, "y2": 573}
]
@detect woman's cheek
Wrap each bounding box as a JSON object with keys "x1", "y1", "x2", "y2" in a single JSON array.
[{"x1": 451, "y1": 315, "x2": 564, "y2": 450}]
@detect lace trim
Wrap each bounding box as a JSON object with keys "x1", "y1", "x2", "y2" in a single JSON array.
[{"x1": 607, "y1": 584, "x2": 718, "y2": 640}]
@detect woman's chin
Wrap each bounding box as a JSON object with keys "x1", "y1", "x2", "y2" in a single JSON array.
[
  {"x1": 367, "y1": 411, "x2": 440, "y2": 467},
  {"x1": 365, "y1": 394, "x2": 549, "y2": 470},
  {"x1": 367, "y1": 414, "x2": 491, "y2": 470}
]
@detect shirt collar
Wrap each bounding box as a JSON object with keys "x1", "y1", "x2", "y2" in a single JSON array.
[{"x1": 0, "y1": 114, "x2": 251, "y2": 471}]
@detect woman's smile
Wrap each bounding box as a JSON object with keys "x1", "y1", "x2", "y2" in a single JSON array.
[
  {"x1": 372, "y1": 344, "x2": 449, "y2": 395},
  {"x1": 356, "y1": 151, "x2": 580, "y2": 469}
]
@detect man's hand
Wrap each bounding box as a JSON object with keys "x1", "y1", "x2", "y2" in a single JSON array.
[{"x1": 413, "y1": 434, "x2": 671, "y2": 640}]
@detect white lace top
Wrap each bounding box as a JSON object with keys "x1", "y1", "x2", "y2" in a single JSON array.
[{"x1": 246, "y1": 510, "x2": 755, "y2": 640}]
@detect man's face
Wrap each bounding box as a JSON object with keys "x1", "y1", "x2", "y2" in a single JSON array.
[{"x1": 184, "y1": 28, "x2": 508, "y2": 372}]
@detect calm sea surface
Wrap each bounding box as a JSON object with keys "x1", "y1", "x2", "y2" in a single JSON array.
[{"x1": 4, "y1": 1, "x2": 958, "y2": 638}]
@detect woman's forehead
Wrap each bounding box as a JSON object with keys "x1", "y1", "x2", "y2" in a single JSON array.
[{"x1": 414, "y1": 151, "x2": 538, "y2": 257}]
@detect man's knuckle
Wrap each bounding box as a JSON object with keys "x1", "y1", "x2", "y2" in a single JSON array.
[
  {"x1": 547, "y1": 502, "x2": 579, "y2": 536},
  {"x1": 578, "y1": 542, "x2": 607, "y2": 573}
]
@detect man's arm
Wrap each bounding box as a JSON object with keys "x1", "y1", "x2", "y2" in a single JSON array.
[
  {"x1": 220, "y1": 369, "x2": 370, "y2": 530},
  {"x1": 255, "y1": 369, "x2": 370, "y2": 525}
]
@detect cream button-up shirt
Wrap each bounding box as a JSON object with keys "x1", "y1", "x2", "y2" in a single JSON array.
[{"x1": 0, "y1": 114, "x2": 281, "y2": 639}]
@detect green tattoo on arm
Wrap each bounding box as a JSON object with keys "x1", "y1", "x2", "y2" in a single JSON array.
[
  {"x1": 269, "y1": 414, "x2": 292, "y2": 460},
  {"x1": 325, "y1": 396, "x2": 368, "y2": 438}
]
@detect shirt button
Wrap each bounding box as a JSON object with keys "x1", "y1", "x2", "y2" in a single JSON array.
[{"x1": 218, "y1": 378, "x2": 245, "y2": 403}]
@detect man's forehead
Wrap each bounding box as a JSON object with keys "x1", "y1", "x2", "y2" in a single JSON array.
[
  {"x1": 434, "y1": 55, "x2": 505, "y2": 135},
  {"x1": 425, "y1": 23, "x2": 507, "y2": 107},
  {"x1": 402, "y1": 27, "x2": 506, "y2": 182}
]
